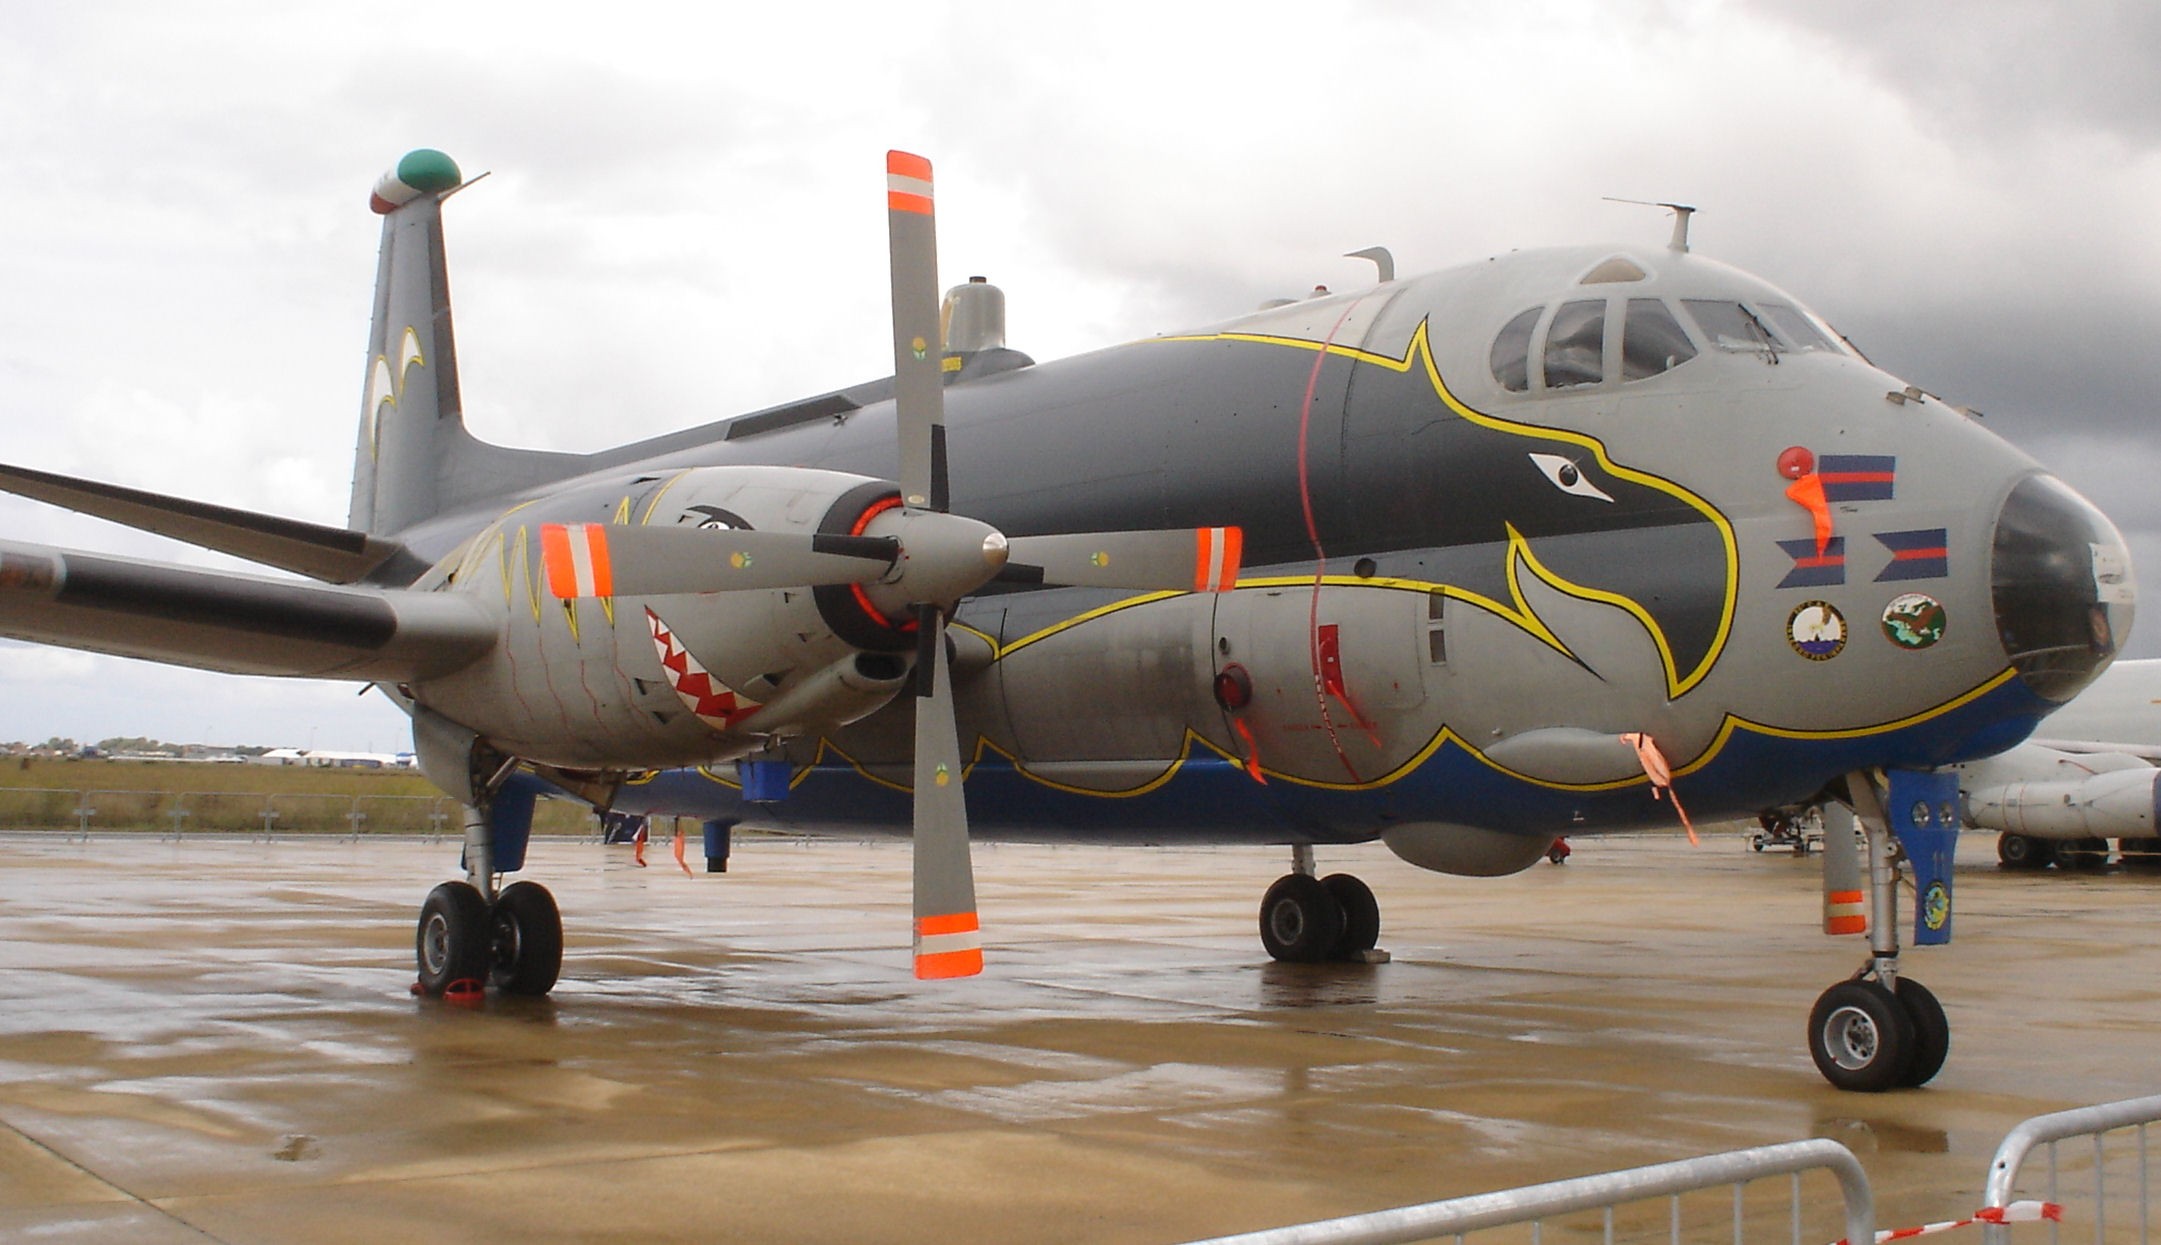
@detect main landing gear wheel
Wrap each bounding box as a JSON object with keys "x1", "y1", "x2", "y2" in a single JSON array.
[
  {"x1": 1321, "y1": 873, "x2": 1381, "y2": 955},
  {"x1": 416, "y1": 881, "x2": 491, "y2": 997},
  {"x1": 1807, "y1": 979, "x2": 1912, "y2": 1093},
  {"x1": 488, "y1": 881, "x2": 563, "y2": 996},
  {"x1": 2120, "y1": 836, "x2": 2161, "y2": 871},
  {"x1": 1259, "y1": 874, "x2": 1346, "y2": 963},
  {"x1": 1996, "y1": 833, "x2": 2055, "y2": 870}
]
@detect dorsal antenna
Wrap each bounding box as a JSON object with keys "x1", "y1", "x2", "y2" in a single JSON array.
[
  {"x1": 1603, "y1": 197, "x2": 1697, "y2": 252},
  {"x1": 1344, "y1": 245, "x2": 1395, "y2": 284}
]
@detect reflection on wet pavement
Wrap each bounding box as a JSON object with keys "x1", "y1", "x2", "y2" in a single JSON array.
[{"x1": 0, "y1": 832, "x2": 2155, "y2": 1243}]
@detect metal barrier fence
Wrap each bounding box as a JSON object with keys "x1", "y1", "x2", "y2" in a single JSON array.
[
  {"x1": 0, "y1": 787, "x2": 597, "y2": 839},
  {"x1": 1178, "y1": 1139, "x2": 1873, "y2": 1245},
  {"x1": 1982, "y1": 1095, "x2": 2160, "y2": 1245}
]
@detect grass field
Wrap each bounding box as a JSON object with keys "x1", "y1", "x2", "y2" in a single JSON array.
[{"x1": 0, "y1": 758, "x2": 599, "y2": 835}]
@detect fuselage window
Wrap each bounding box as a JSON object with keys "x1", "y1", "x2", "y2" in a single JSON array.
[
  {"x1": 1490, "y1": 306, "x2": 1540, "y2": 392},
  {"x1": 1755, "y1": 303, "x2": 1839, "y2": 353},
  {"x1": 1621, "y1": 298, "x2": 1698, "y2": 381},
  {"x1": 1542, "y1": 299, "x2": 1605, "y2": 389}
]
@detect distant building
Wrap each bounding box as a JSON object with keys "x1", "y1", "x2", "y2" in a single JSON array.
[{"x1": 254, "y1": 748, "x2": 415, "y2": 769}]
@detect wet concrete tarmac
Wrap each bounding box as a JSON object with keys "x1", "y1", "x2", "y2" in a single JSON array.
[{"x1": 0, "y1": 830, "x2": 2155, "y2": 1243}]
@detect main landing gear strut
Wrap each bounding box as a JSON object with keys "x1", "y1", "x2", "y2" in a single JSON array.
[
  {"x1": 414, "y1": 790, "x2": 563, "y2": 999},
  {"x1": 1257, "y1": 845, "x2": 1386, "y2": 964},
  {"x1": 1804, "y1": 773, "x2": 1956, "y2": 1092}
]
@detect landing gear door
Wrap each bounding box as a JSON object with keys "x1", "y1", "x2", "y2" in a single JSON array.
[{"x1": 1209, "y1": 582, "x2": 1430, "y2": 785}]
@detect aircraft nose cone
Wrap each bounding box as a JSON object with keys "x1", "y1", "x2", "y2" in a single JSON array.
[{"x1": 1990, "y1": 473, "x2": 2135, "y2": 702}]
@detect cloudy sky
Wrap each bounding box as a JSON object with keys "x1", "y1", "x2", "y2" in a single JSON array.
[{"x1": 3, "y1": 1, "x2": 2158, "y2": 750}]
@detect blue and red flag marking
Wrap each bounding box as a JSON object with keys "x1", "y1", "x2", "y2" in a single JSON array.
[
  {"x1": 1874, "y1": 528, "x2": 1948, "y2": 581},
  {"x1": 1818, "y1": 455, "x2": 1895, "y2": 502},
  {"x1": 1777, "y1": 536, "x2": 1846, "y2": 588}
]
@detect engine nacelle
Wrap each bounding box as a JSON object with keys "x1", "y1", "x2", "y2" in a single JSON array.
[
  {"x1": 411, "y1": 464, "x2": 921, "y2": 770},
  {"x1": 1958, "y1": 742, "x2": 2160, "y2": 840},
  {"x1": 1965, "y1": 765, "x2": 2161, "y2": 840},
  {"x1": 1380, "y1": 822, "x2": 1554, "y2": 877}
]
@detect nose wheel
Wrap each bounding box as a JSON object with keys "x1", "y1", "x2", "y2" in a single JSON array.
[{"x1": 1806, "y1": 974, "x2": 1947, "y2": 1092}]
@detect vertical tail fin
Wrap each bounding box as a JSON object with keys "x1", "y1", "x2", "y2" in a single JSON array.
[{"x1": 350, "y1": 150, "x2": 582, "y2": 537}]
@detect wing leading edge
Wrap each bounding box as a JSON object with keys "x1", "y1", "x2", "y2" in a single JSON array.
[
  {"x1": 0, "y1": 462, "x2": 418, "y2": 584},
  {"x1": 0, "y1": 541, "x2": 494, "y2": 681}
]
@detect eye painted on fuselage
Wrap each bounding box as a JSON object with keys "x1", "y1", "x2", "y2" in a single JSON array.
[
  {"x1": 1527, "y1": 453, "x2": 1615, "y2": 503},
  {"x1": 681, "y1": 505, "x2": 752, "y2": 531}
]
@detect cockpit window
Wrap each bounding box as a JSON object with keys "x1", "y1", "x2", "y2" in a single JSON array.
[
  {"x1": 1542, "y1": 299, "x2": 1605, "y2": 389},
  {"x1": 1621, "y1": 298, "x2": 1697, "y2": 381},
  {"x1": 1755, "y1": 303, "x2": 1839, "y2": 352},
  {"x1": 1681, "y1": 299, "x2": 1777, "y2": 354},
  {"x1": 1490, "y1": 306, "x2": 1540, "y2": 392}
]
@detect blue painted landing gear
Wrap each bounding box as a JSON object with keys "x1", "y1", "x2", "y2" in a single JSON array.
[
  {"x1": 1806, "y1": 771, "x2": 1956, "y2": 1091},
  {"x1": 1259, "y1": 847, "x2": 1385, "y2": 963}
]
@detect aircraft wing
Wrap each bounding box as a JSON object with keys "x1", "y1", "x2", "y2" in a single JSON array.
[
  {"x1": 0, "y1": 461, "x2": 413, "y2": 584},
  {"x1": 0, "y1": 539, "x2": 495, "y2": 681}
]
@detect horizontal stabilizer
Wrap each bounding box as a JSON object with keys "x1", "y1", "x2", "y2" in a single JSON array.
[
  {"x1": 0, "y1": 539, "x2": 494, "y2": 681},
  {"x1": 0, "y1": 462, "x2": 413, "y2": 584}
]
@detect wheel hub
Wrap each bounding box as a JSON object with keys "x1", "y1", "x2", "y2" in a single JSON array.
[
  {"x1": 1268, "y1": 901, "x2": 1306, "y2": 945},
  {"x1": 421, "y1": 913, "x2": 451, "y2": 976},
  {"x1": 1822, "y1": 1004, "x2": 1880, "y2": 1070}
]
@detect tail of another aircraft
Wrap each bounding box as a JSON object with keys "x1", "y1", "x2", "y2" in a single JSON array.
[{"x1": 351, "y1": 150, "x2": 582, "y2": 537}]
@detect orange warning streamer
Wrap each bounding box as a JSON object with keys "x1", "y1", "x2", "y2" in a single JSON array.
[{"x1": 1620, "y1": 732, "x2": 1697, "y2": 845}]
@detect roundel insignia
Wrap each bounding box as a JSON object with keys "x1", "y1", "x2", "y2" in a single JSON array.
[
  {"x1": 729, "y1": 551, "x2": 752, "y2": 569},
  {"x1": 911, "y1": 335, "x2": 929, "y2": 360},
  {"x1": 933, "y1": 762, "x2": 952, "y2": 787},
  {"x1": 1881, "y1": 592, "x2": 1947, "y2": 649},
  {"x1": 1787, "y1": 600, "x2": 1846, "y2": 660},
  {"x1": 1921, "y1": 880, "x2": 1951, "y2": 932}
]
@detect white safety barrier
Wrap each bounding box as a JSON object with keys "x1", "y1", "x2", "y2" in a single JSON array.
[
  {"x1": 1177, "y1": 1138, "x2": 1874, "y2": 1245},
  {"x1": 1979, "y1": 1094, "x2": 2159, "y2": 1245}
]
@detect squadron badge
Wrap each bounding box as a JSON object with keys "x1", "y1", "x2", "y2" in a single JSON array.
[{"x1": 1787, "y1": 600, "x2": 1847, "y2": 661}]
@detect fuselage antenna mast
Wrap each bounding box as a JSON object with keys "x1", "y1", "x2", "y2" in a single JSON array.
[{"x1": 1604, "y1": 197, "x2": 1697, "y2": 252}]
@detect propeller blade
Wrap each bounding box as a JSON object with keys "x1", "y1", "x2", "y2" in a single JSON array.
[
  {"x1": 538, "y1": 523, "x2": 895, "y2": 598},
  {"x1": 910, "y1": 603, "x2": 982, "y2": 979},
  {"x1": 886, "y1": 150, "x2": 948, "y2": 513},
  {"x1": 1000, "y1": 526, "x2": 1244, "y2": 593}
]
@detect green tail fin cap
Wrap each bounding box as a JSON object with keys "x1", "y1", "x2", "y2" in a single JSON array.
[{"x1": 370, "y1": 149, "x2": 462, "y2": 215}]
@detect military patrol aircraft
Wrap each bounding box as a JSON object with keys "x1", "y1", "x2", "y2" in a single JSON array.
[{"x1": 0, "y1": 150, "x2": 2135, "y2": 1093}]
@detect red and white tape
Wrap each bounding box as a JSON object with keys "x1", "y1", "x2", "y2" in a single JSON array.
[{"x1": 1835, "y1": 1200, "x2": 2061, "y2": 1245}]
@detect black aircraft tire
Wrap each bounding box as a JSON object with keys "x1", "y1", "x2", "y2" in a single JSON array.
[
  {"x1": 1258, "y1": 874, "x2": 1346, "y2": 964},
  {"x1": 1321, "y1": 874, "x2": 1380, "y2": 956},
  {"x1": 1893, "y1": 977, "x2": 1950, "y2": 1088},
  {"x1": 489, "y1": 881, "x2": 563, "y2": 997},
  {"x1": 2118, "y1": 836, "x2": 2161, "y2": 870},
  {"x1": 1807, "y1": 979, "x2": 1914, "y2": 1093},
  {"x1": 1997, "y1": 833, "x2": 2053, "y2": 870},
  {"x1": 416, "y1": 881, "x2": 491, "y2": 997}
]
